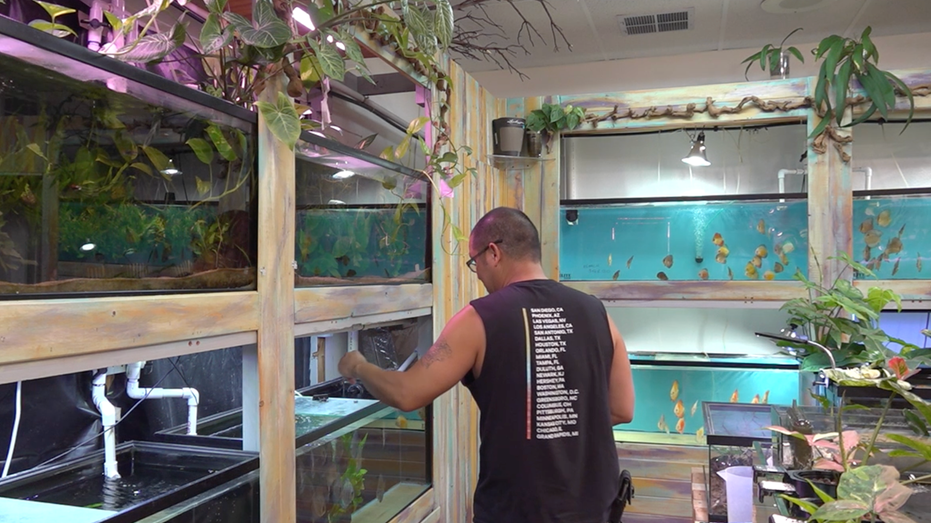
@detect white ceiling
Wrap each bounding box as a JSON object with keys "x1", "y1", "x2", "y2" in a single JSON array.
[{"x1": 452, "y1": 0, "x2": 931, "y2": 73}]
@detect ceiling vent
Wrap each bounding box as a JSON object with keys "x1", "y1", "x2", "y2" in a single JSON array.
[{"x1": 618, "y1": 8, "x2": 694, "y2": 36}]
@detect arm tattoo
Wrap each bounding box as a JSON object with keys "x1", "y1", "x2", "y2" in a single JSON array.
[{"x1": 421, "y1": 336, "x2": 452, "y2": 369}]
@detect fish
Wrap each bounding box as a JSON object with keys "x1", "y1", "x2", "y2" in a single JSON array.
[
  {"x1": 657, "y1": 271, "x2": 669, "y2": 281},
  {"x1": 755, "y1": 245, "x2": 768, "y2": 258},
  {"x1": 751, "y1": 394, "x2": 761, "y2": 404},
  {"x1": 670, "y1": 380, "x2": 679, "y2": 401},
  {"x1": 715, "y1": 252, "x2": 728, "y2": 264},
  {"x1": 695, "y1": 427, "x2": 705, "y2": 442},
  {"x1": 376, "y1": 474, "x2": 386, "y2": 502},
  {"x1": 762, "y1": 390, "x2": 770, "y2": 404},
  {"x1": 774, "y1": 242, "x2": 783, "y2": 255},
  {"x1": 730, "y1": 389, "x2": 739, "y2": 403},
  {"x1": 779, "y1": 252, "x2": 790, "y2": 266},
  {"x1": 774, "y1": 262, "x2": 784, "y2": 273},
  {"x1": 676, "y1": 417, "x2": 686, "y2": 434},
  {"x1": 712, "y1": 233, "x2": 725, "y2": 246},
  {"x1": 763, "y1": 270, "x2": 775, "y2": 280},
  {"x1": 899, "y1": 223, "x2": 906, "y2": 237},
  {"x1": 864, "y1": 230, "x2": 882, "y2": 248},
  {"x1": 657, "y1": 414, "x2": 669, "y2": 433},
  {"x1": 691, "y1": 401, "x2": 699, "y2": 417},
  {"x1": 751, "y1": 255, "x2": 763, "y2": 268},
  {"x1": 608, "y1": 254, "x2": 613, "y2": 266},
  {"x1": 663, "y1": 254, "x2": 674, "y2": 268},
  {"x1": 859, "y1": 218, "x2": 874, "y2": 234},
  {"x1": 918, "y1": 253, "x2": 923, "y2": 273},
  {"x1": 717, "y1": 245, "x2": 730, "y2": 257},
  {"x1": 878, "y1": 209, "x2": 892, "y2": 227},
  {"x1": 865, "y1": 207, "x2": 876, "y2": 216},
  {"x1": 627, "y1": 256, "x2": 634, "y2": 269},
  {"x1": 612, "y1": 270, "x2": 620, "y2": 281},
  {"x1": 744, "y1": 263, "x2": 758, "y2": 279},
  {"x1": 887, "y1": 236, "x2": 903, "y2": 255},
  {"x1": 312, "y1": 487, "x2": 327, "y2": 518},
  {"x1": 863, "y1": 246, "x2": 872, "y2": 262},
  {"x1": 674, "y1": 399, "x2": 685, "y2": 418},
  {"x1": 892, "y1": 258, "x2": 901, "y2": 276},
  {"x1": 396, "y1": 414, "x2": 408, "y2": 429},
  {"x1": 340, "y1": 478, "x2": 353, "y2": 508},
  {"x1": 698, "y1": 268, "x2": 709, "y2": 280},
  {"x1": 727, "y1": 267, "x2": 734, "y2": 280},
  {"x1": 782, "y1": 241, "x2": 795, "y2": 254},
  {"x1": 757, "y1": 219, "x2": 766, "y2": 234}
]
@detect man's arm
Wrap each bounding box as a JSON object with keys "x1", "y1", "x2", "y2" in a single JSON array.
[
  {"x1": 339, "y1": 305, "x2": 484, "y2": 412},
  {"x1": 606, "y1": 314, "x2": 634, "y2": 425}
]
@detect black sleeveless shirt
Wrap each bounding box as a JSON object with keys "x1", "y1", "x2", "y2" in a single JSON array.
[{"x1": 464, "y1": 279, "x2": 619, "y2": 523}]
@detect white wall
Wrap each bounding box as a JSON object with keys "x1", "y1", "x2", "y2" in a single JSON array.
[{"x1": 473, "y1": 32, "x2": 931, "y2": 99}]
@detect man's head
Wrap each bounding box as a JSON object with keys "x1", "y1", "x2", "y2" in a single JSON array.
[{"x1": 468, "y1": 207, "x2": 543, "y2": 292}]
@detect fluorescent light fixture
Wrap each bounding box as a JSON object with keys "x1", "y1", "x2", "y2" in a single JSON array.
[
  {"x1": 80, "y1": 240, "x2": 96, "y2": 251},
  {"x1": 160, "y1": 159, "x2": 181, "y2": 176},
  {"x1": 293, "y1": 7, "x2": 316, "y2": 31},
  {"x1": 328, "y1": 199, "x2": 346, "y2": 205},
  {"x1": 332, "y1": 170, "x2": 355, "y2": 179},
  {"x1": 682, "y1": 131, "x2": 711, "y2": 167}
]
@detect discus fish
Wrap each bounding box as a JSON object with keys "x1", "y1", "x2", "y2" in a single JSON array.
[
  {"x1": 859, "y1": 218, "x2": 874, "y2": 234},
  {"x1": 712, "y1": 233, "x2": 725, "y2": 246},
  {"x1": 695, "y1": 427, "x2": 705, "y2": 442},
  {"x1": 663, "y1": 254, "x2": 674, "y2": 268},
  {"x1": 612, "y1": 270, "x2": 620, "y2": 281},
  {"x1": 863, "y1": 246, "x2": 871, "y2": 262},
  {"x1": 312, "y1": 487, "x2": 327, "y2": 518},
  {"x1": 751, "y1": 255, "x2": 763, "y2": 268},
  {"x1": 865, "y1": 230, "x2": 882, "y2": 248},
  {"x1": 674, "y1": 399, "x2": 685, "y2": 418},
  {"x1": 727, "y1": 267, "x2": 734, "y2": 280},
  {"x1": 774, "y1": 242, "x2": 783, "y2": 255},
  {"x1": 657, "y1": 271, "x2": 669, "y2": 281},
  {"x1": 774, "y1": 262, "x2": 784, "y2": 273},
  {"x1": 657, "y1": 414, "x2": 670, "y2": 433},
  {"x1": 627, "y1": 256, "x2": 634, "y2": 269},
  {"x1": 608, "y1": 254, "x2": 612, "y2": 266},
  {"x1": 757, "y1": 219, "x2": 766, "y2": 234},
  {"x1": 887, "y1": 236, "x2": 903, "y2": 255},
  {"x1": 865, "y1": 207, "x2": 876, "y2": 216},
  {"x1": 730, "y1": 389, "x2": 739, "y2": 403},
  {"x1": 670, "y1": 380, "x2": 680, "y2": 401},
  {"x1": 698, "y1": 268, "x2": 709, "y2": 280},
  {"x1": 715, "y1": 252, "x2": 728, "y2": 264},
  {"x1": 717, "y1": 245, "x2": 730, "y2": 257},
  {"x1": 755, "y1": 245, "x2": 768, "y2": 258},
  {"x1": 782, "y1": 241, "x2": 795, "y2": 254},
  {"x1": 751, "y1": 394, "x2": 761, "y2": 404},
  {"x1": 676, "y1": 417, "x2": 686, "y2": 434},
  {"x1": 878, "y1": 209, "x2": 892, "y2": 227},
  {"x1": 395, "y1": 414, "x2": 408, "y2": 429},
  {"x1": 762, "y1": 390, "x2": 770, "y2": 404},
  {"x1": 892, "y1": 258, "x2": 901, "y2": 276},
  {"x1": 779, "y1": 252, "x2": 790, "y2": 266},
  {"x1": 763, "y1": 270, "x2": 775, "y2": 281},
  {"x1": 745, "y1": 263, "x2": 758, "y2": 279}
]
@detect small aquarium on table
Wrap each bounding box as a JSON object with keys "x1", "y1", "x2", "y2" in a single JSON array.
[{"x1": 559, "y1": 195, "x2": 808, "y2": 282}]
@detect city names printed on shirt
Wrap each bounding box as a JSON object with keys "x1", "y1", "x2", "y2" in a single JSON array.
[{"x1": 529, "y1": 307, "x2": 579, "y2": 440}]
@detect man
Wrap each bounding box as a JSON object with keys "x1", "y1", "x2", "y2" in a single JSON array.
[{"x1": 339, "y1": 207, "x2": 634, "y2": 523}]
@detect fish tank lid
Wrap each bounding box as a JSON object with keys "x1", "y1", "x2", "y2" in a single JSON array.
[
  {"x1": 560, "y1": 191, "x2": 808, "y2": 207},
  {"x1": 629, "y1": 352, "x2": 799, "y2": 368},
  {"x1": 0, "y1": 16, "x2": 256, "y2": 128},
  {"x1": 702, "y1": 402, "x2": 778, "y2": 447},
  {"x1": 298, "y1": 129, "x2": 427, "y2": 183}
]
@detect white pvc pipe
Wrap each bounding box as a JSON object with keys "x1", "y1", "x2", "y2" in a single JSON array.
[
  {"x1": 92, "y1": 372, "x2": 121, "y2": 479},
  {"x1": 777, "y1": 168, "x2": 807, "y2": 202},
  {"x1": 1, "y1": 381, "x2": 22, "y2": 478},
  {"x1": 125, "y1": 362, "x2": 200, "y2": 435},
  {"x1": 86, "y1": 0, "x2": 105, "y2": 51},
  {"x1": 853, "y1": 167, "x2": 873, "y2": 199}
]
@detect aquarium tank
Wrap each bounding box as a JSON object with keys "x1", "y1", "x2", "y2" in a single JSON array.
[
  {"x1": 560, "y1": 196, "x2": 808, "y2": 282},
  {"x1": 852, "y1": 193, "x2": 930, "y2": 280},
  {"x1": 0, "y1": 19, "x2": 256, "y2": 297},
  {"x1": 294, "y1": 133, "x2": 429, "y2": 286}
]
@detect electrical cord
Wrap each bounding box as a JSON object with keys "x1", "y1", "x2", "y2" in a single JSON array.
[{"x1": 1, "y1": 381, "x2": 22, "y2": 478}]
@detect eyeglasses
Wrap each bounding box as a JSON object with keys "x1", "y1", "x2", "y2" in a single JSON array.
[{"x1": 466, "y1": 239, "x2": 503, "y2": 273}]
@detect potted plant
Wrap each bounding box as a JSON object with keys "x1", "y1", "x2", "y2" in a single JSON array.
[
  {"x1": 742, "y1": 27, "x2": 805, "y2": 80},
  {"x1": 525, "y1": 102, "x2": 587, "y2": 154}
]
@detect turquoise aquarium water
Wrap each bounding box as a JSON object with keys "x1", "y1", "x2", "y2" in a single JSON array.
[
  {"x1": 853, "y1": 197, "x2": 931, "y2": 280},
  {"x1": 621, "y1": 356, "x2": 799, "y2": 439},
  {"x1": 560, "y1": 199, "x2": 808, "y2": 281}
]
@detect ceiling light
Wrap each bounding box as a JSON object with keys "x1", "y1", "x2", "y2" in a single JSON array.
[
  {"x1": 293, "y1": 7, "x2": 316, "y2": 31},
  {"x1": 682, "y1": 131, "x2": 711, "y2": 167}
]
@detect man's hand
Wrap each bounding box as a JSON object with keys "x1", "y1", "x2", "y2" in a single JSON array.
[{"x1": 338, "y1": 350, "x2": 367, "y2": 380}]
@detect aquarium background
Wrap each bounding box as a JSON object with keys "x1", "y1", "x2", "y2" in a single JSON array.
[{"x1": 560, "y1": 199, "x2": 808, "y2": 281}]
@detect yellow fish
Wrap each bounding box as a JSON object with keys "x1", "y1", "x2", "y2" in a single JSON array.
[
  {"x1": 396, "y1": 414, "x2": 408, "y2": 429},
  {"x1": 757, "y1": 219, "x2": 766, "y2": 234},
  {"x1": 674, "y1": 399, "x2": 685, "y2": 418},
  {"x1": 782, "y1": 241, "x2": 795, "y2": 254},
  {"x1": 670, "y1": 380, "x2": 679, "y2": 401},
  {"x1": 657, "y1": 414, "x2": 669, "y2": 434},
  {"x1": 859, "y1": 218, "x2": 874, "y2": 234},
  {"x1": 751, "y1": 255, "x2": 763, "y2": 268},
  {"x1": 612, "y1": 270, "x2": 620, "y2": 281},
  {"x1": 663, "y1": 254, "x2": 674, "y2": 268},
  {"x1": 627, "y1": 256, "x2": 634, "y2": 269},
  {"x1": 717, "y1": 245, "x2": 730, "y2": 257},
  {"x1": 698, "y1": 268, "x2": 709, "y2": 280},
  {"x1": 763, "y1": 270, "x2": 775, "y2": 281},
  {"x1": 715, "y1": 252, "x2": 728, "y2": 264},
  {"x1": 892, "y1": 258, "x2": 901, "y2": 276},
  {"x1": 657, "y1": 271, "x2": 669, "y2": 281},
  {"x1": 608, "y1": 254, "x2": 612, "y2": 266},
  {"x1": 774, "y1": 262, "x2": 784, "y2": 273},
  {"x1": 762, "y1": 390, "x2": 770, "y2": 404},
  {"x1": 676, "y1": 417, "x2": 686, "y2": 434},
  {"x1": 712, "y1": 233, "x2": 724, "y2": 246},
  {"x1": 751, "y1": 394, "x2": 760, "y2": 404},
  {"x1": 691, "y1": 400, "x2": 699, "y2": 417},
  {"x1": 727, "y1": 267, "x2": 734, "y2": 280},
  {"x1": 730, "y1": 389, "x2": 739, "y2": 403},
  {"x1": 744, "y1": 263, "x2": 758, "y2": 279},
  {"x1": 865, "y1": 230, "x2": 882, "y2": 248},
  {"x1": 755, "y1": 245, "x2": 768, "y2": 258},
  {"x1": 779, "y1": 252, "x2": 789, "y2": 266},
  {"x1": 863, "y1": 246, "x2": 871, "y2": 262},
  {"x1": 695, "y1": 426, "x2": 705, "y2": 442},
  {"x1": 865, "y1": 207, "x2": 876, "y2": 216},
  {"x1": 878, "y1": 209, "x2": 892, "y2": 227},
  {"x1": 774, "y1": 242, "x2": 783, "y2": 255}
]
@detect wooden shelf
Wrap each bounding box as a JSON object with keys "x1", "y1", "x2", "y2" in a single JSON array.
[{"x1": 488, "y1": 154, "x2": 553, "y2": 170}]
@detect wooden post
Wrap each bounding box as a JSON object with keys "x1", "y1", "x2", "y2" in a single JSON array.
[{"x1": 256, "y1": 73, "x2": 296, "y2": 523}]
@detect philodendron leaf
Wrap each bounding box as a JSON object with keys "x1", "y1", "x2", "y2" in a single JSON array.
[
  {"x1": 113, "y1": 22, "x2": 186, "y2": 63},
  {"x1": 810, "y1": 499, "x2": 869, "y2": 521},
  {"x1": 200, "y1": 13, "x2": 232, "y2": 55},
  {"x1": 240, "y1": 0, "x2": 290, "y2": 48},
  {"x1": 186, "y1": 138, "x2": 214, "y2": 165},
  {"x1": 433, "y1": 0, "x2": 454, "y2": 49},
  {"x1": 308, "y1": 38, "x2": 346, "y2": 81},
  {"x1": 255, "y1": 92, "x2": 301, "y2": 151},
  {"x1": 837, "y1": 465, "x2": 903, "y2": 510},
  {"x1": 28, "y1": 20, "x2": 76, "y2": 38},
  {"x1": 33, "y1": 0, "x2": 75, "y2": 20}
]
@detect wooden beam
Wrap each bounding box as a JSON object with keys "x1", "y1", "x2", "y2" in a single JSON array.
[
  {"x1": 565, "y1": 280, "x2": 806, "y2": 303},
  {"x1": 0, "y1": 292, "x2": 258, "y2": 366},
  {"x1": 293, "y1": 284, "x2": 432, "y2": 323},
  {"x1": 256, "y1": 74, "x2": 296, "y2": 523}
]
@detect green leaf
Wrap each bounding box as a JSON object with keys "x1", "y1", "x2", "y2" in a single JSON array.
[
  {"x1": 835, "y1": 59, "x2": 853, "y2": 124},
  {"x1": 780, "y1": 495, "x2": 821, "y2": 516},
  {"x1": 113, "y1": 130, "x2": 137, "y2": 162},
  {"x1": 255, "y1": 92, "x2": 301, "y2": 151},
  {"x1": 113, "y1": 23, "x2": 186, "y2": 63},
  {"x1": 403, "y1": 3, "x2": 430, "y2": 43},
  {"x1": 33, "y1": 0, "x2": 75, "y2": 20},
  {"x1": 28, "y1": 20, "x2": 76, "y2": 38},
  {"x1": 885, "y1": 71, "x2": 915, "y2": 132},
  {"x1": 810, "y1": 499, "x2": 870, "y2": 520},
  {"x1": 239, "y1": 0, "x2": 291, "y2": 48},
  {"x1": 808, "y1": 111, "x2": 833, "y2": 139},
  {"x1": 200, "y1": 13, "x2": 232, "y2": 55},
  {"x1": 741, "y1": 51, "x2": 762, "y2": 64},
  {"x1": 849, "y1": 103, "x2": 878, "y2": 126},
  {"x1": 786, "y1": 46, "x2": 804, "y2": 63},
  {"x1": 548, "y1": 104, "x2": 564, "y2": 124},
  {"x1": 130, "y1": 162, "x2": 153, "y2": 176},
  {"x1": 195, "y1": 176, "x2": 211, "y2": 196},
  {"x1": 526, "y1": 111, "x2": 547, "y2": 133},
  {"x1": 186, "y1": 138, "x2": 214, "y2": 165},
  {"x1": 339, "y1": 31, "x2": 366, "y2": 65},
  {"x1": 816, "y1": 34, "x2": 844, "y2": 60},
  {"x1": 102, "y1": 11, "x2": 123, "y2": 33},
  {"x1": 759, "y1": 44, "x2": 772, "y2": 71},
  {"x1": 885, "y1": 433, "x2": 931, "y2": 460},
  {"x1": 867, "y1": 62, "x2": 896, "y2": 111},
  {"x1": 205, "y1": 124, "x2": 237, "y2": 161},
  {"x1": 904, "y1": 409, "x2": 929, "y2": 436},
  {"x1": 406, "y1": 116, "x2": 430, "y2": 136},
  {"x1": 394, "y1": 138, "x2": 410, "y2": 160},
  {"x1": 823, "y1": 37, "x2": 847, "y2": 84},
  {"x1": 204, "y1": 0, "x2": 227, "y2": 15},
  {"x1": 308, "y1": 38, "x2": 346, "y2": 81},
  {"x1": 221, "y1": 12, "x2": 252, "y2": 33},
  {"x1": 25, "y1": 143, "x2": 47, "y2": 160},
  {"x1": 565, "y1": 112, "x2": 581, "y2": 130},
  {"x1": 141, "y1": 146, "x2": 171, "y2": 172},
  {"x1": 433, "y1": 0, "x2": 454, "y2": 49}
]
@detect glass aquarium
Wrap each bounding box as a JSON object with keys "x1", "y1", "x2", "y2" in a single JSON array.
[
  {"x1": 0, "y1": 19, "x2": 256, "y2": 297},
  {"x1": 559, "y1": 196, "x2": 808, "y2": 282},
  {"x1": 852, "y1": 192, "x2": 931, "y2": 280},
  {"x1": 294, "y1": 133, "x2": 429, "y2": 286}
]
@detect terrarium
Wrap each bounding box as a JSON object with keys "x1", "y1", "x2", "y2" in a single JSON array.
[{"x1": 0, "y1": 18, "x2": 256, "y2": 297}]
